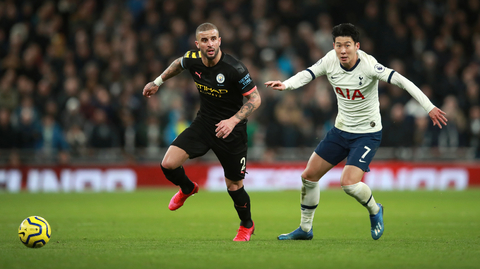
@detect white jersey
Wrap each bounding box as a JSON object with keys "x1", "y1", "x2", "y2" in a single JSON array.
[{"x1": 283, "y1": 49, "x2": 435, "y2": 134}]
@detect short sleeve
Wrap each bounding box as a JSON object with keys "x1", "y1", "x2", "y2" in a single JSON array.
[
  {"x1": 236, "y1": 63, "x2": 256, "y2": 96},
  {"x1": 182, "y1": 50, "x2": 202, "y2": 70}
]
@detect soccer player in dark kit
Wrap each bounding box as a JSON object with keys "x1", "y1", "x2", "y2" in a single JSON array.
[{"x1": 143, "y1": 23, "x2": 261, "y2": 241}]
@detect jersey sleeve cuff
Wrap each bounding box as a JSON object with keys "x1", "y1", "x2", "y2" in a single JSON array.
[{"x1": 242, "y1": 86, "x2": 257, "y2": 96}]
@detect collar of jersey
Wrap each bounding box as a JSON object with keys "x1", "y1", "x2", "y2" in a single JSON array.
[
  {"x1": 340, "y1": 58, "x2": 361, "y2": 72},
  {"x1": 201, "y1": 50, "x2": 224, "y2": 68}
]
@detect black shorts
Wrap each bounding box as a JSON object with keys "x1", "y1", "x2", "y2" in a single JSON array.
[{"x1": 171, "y1": 118, "x2": 248, "y2": 181}]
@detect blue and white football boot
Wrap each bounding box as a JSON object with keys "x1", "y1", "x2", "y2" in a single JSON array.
[
  {"x1": 278, "y1": 226, "x2": 313, "y2": 240},
  {"x1": 370, "y1": 203, "x2": 384, "y2": 240}
]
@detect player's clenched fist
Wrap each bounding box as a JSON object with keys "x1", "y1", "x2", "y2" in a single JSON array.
[{"x1": 143, "y1": 82, "x2": 159, "y2": 98}]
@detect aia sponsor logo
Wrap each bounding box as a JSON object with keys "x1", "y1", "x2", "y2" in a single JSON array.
[{"x1": 335, "y1": 87, "x2": 365, "y2": 100}]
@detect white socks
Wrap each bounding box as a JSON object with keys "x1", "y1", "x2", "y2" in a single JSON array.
[
  {"x1": 300, "y1": 178, "x2": 320, "y2": 232},
  {"x1": 298, "y1": 180, "x2": 379, "y2": 233},
  {"x1": 342, "y1": 182, "x2": 379, "y2": 215}
]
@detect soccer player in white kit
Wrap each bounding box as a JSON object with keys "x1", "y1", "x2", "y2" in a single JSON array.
[{"x1": 265, "y1": 23, "x2": 447, "y2": 240}]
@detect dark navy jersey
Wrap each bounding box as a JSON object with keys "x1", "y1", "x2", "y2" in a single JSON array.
[{"x1": 181, "y1": 50, "x2": 257, "y2": 126}]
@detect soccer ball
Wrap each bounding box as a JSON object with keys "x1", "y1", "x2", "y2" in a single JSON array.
[{"x1": 18, "y1": 216, "x2": 51, "y2": 248}]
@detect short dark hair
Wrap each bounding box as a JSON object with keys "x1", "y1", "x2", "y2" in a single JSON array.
[
  {"x1": 332, "y1": 23, "x2": 360, "y2": 43},
  {"x1": 195, "y1": 22, "x2": 219, "y2": 39}
]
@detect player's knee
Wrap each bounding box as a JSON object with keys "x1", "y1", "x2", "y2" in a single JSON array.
[
  {"x1": 340, "y1": 176, "x2": 362, "y2": 186},
  {"x1": 160, "y1": 163, "x2": 188, "y2": 186},
  {"x1": 301, "y1": 172, "x2": 311, "y2": 181},
  {"x1": 160, "y1": 160, "x2": 177, "y2": 170},
  {"x1": 301, "y1": 171, "x2": 320, "y2": 182},
  {"x1": 226, "y1": 179, "x2": 243, "y2": 191},
  {"x1": 160, "y1": 163, "x2": 181, "y2": 176}
]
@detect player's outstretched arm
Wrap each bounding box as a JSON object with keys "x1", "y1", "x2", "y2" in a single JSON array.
[
  {"x1": 215, "y1": 88, "x2": 261, "y2": 139},
  {"x1": 428, "y1": 107, "x2": 448, "y2": 129},
  {"x1": 264, "y1": 81, "x2": 286, "y2": 91},
  {"x1": 143, "y1": 57, "x2": 184, "y2": 98},
  {"x1": 389, "y1": 72, "x2": 448, "y2": 129}
]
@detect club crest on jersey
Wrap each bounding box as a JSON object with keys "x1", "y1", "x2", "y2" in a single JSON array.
[
  {"x1": 374, "y1": 63, "x2": 385, "y2": 73},
  {"x1": 216, "y1": 73, "x2": 225, "y2": 83}
]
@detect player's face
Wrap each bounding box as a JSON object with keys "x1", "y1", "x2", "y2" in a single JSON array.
[
  {"x1": 195, "y1": 29, "x2": 221, "y2": 60},
  {"x1": 334, "y1": 36, "x2": 360, "y2": 69}
]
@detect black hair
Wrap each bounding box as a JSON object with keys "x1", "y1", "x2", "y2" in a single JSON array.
[{"x1": 332, "y1": 23, "x2": 360, "y2": 43}]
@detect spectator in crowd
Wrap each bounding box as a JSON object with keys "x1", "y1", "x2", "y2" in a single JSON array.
[
  {"x1": 86, "y1": 108, "x2": 119, "y2": 149},
  {"x1": 0, "y1": 108, "x2": 18, "y2": 149},
  {"x1": 468, "y1": 106, "x2": 480, "y2": 158},
  {"x1": 16, "y1": 107, "x2": 42, "y2": 149},
  {"x1": 135, "y1": 114, "x2": 165, "y2": 157},
  {"x1": 0, "y1": 69, "x2": 19, "y2": 111},
  {"x1": 118, "y1": 109, "x2": 137, "y2": 154},
  {"x1": 438, "y1": 95, "x2": 468, "y2": 148},
  {"x1": 273, "y1": 92, "x2": 304, "y2": 147},
  {"x1": 163, "y1": 94, "x2": 190, "y2": 145},
  {"x1": 61, "y1": 97, "x2": 85, "y2": 131},
  {"x1": 381, "y1": 103, "x2": 415, "y2": 148},
  {"x1": 65, "y1": 123, "x2": 87, "y2": 157},
  {"x1": 37, "y1": 114, "x2": 69, "y2": 155}
]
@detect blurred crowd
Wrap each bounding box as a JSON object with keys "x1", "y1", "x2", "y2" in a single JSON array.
[{"x1": 0, "y1": 0, "x2": 480, "y2": 163}]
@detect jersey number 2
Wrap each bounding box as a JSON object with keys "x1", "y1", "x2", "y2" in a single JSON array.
[{"x1": 240, "y1": 157, "x2": 246, "y2": 172}]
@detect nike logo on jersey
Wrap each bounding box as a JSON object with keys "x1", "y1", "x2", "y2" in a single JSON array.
[
  {"x1": 331, "y1": 76, "x2": 337, "y2": 79},
  {"x1": 195, "y1": 71, "x2": 202, "y2": 78}
]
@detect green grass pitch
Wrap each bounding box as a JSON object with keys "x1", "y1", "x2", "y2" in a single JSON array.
[{"x1": 1, "y1": 189, "x2": 479, "y2": 269}]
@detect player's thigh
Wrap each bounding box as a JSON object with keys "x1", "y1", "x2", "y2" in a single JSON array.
[
  {"x1": 314, "y1": 127, "x2": 349, "y2": 169},
  {"x1": 215, "y1": 148, "x2": 247, "y2": 182},
  {"x1": 212, "y1": 129, "x2": 248, "y2": 182},
  {"x1": 345, "y1": 130, "x2": 382, "y2": 172},
  {"x1": 161, "y1": 145, "x2": 190, "y2": 169},
  {"x1": 170, "y1": 125, "x2": 210, "y2": 161},
  {"x1": 302, "y1": 152, "x2": 335, "y2": 182}
]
